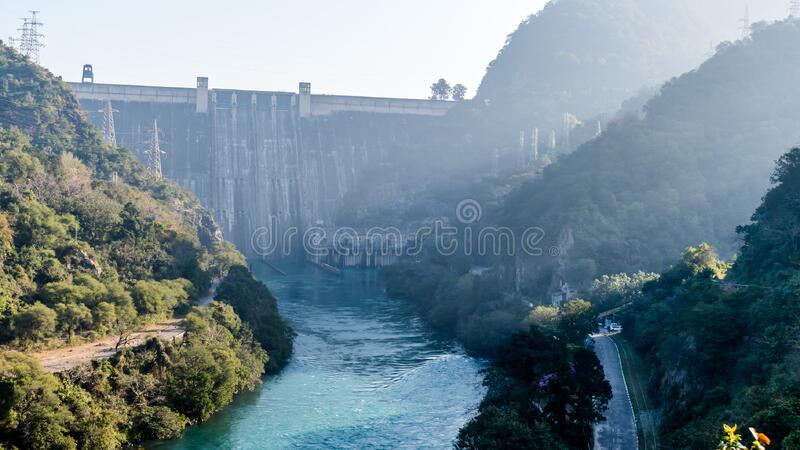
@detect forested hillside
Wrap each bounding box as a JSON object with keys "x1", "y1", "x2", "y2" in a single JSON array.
[
  {"x1": 503, "y1": 19, "x2": 800, "y2": 295},
  {"x1": 456, "y1": 301, "x2": 610, "y2": 449},
  {"x1": 343, "y1": 0, "x2": 792, "y2": 225},
  {"x1": 622, "y1": 147, "x2": 800, "y2": 449},
  {"x1": 383, "y1": 20, "x2": 800, "y2": 359},
  {"x1": 0, "y1": 42, "x2": 292, "y2": 448},
  {"x1": 475, "y1": 0, "x2": 785, "y2": 136}
]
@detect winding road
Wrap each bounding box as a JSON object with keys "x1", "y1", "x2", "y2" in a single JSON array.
[{"x1": 593, "y1": 334, "x2": 638, "y2": 450}]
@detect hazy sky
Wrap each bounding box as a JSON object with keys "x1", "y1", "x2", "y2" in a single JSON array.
[{"x1": 1, "y1": 1, "x2": 547, "y2": 99}]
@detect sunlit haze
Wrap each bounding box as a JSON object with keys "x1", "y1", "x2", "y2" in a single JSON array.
[
  {"x1": 1, "y1": 1, "x2": 546, "y2": 98},
  {"x1": 3, "y1": 1, "x2": 800, "y2": 448}
]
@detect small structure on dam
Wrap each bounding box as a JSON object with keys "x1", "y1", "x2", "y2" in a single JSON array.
[{"x1": 69, "y1": 74, "x2": 455, "y2": 262}]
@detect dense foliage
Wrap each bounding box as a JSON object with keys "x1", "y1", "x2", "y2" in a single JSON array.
[
  {"x1": 0, "y1": 42, "x2": 241, "y2": 347},
  {"x1": 385, "y1": 18, "x2": 800, "y2": 361},
  {"x1": 214, "y1": 265, "x2": 294, "y2": 372},
  {"x1": 0, "y1": 42, "x2": 293, "y2": 447},
  {"x1": 382, "y1": 256, "x2": 529, "y2": 356},
  {"x1": 623, "y1": 148, "x2": 800, "y2": 449},
  {"x1": 381, "y1": 18, "x2": 800, "y2": 449},
  {"x1": 0, "y1": 302, "x2": 266, "y2": 449},
  {"x1": 455, "y1": 302, "x2": 610, "y2": 449},
  {"x1": 500, "y1": 19, "x2": 800, "y2": 297},
  {"x1": 590, "y1": 271, "x2": 659, "y2": 312}
]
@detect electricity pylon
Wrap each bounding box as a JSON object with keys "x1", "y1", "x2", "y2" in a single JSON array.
[
  {"x1": 145, "y1": 119, "x2": 165, "y2": 179},
  {"x1": 739, "y1": 4, "x2": 750, "y2": 39},
  {"x1": 16, "y1": 11, "x2": 44, "y2": 63},
  {"x1": 99, "y1": 100, "x2": 117, "y2": 146}
]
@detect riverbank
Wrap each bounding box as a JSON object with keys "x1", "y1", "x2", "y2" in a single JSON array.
[{"x1": 153, "y1": 264, "x2": 485, "y2": 449}]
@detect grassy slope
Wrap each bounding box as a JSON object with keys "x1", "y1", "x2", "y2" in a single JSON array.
[{"x1": 611, "y1": 333, "x2": 659, "y2": 450}]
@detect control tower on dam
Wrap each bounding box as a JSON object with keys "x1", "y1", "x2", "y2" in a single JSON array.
[{"x1": 69, "y1": 76, "x2": 455, "y2": 259}]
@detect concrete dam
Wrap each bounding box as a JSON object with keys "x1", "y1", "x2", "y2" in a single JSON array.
[{"x1": 70, "y1": 77, "x2": 454, "y2": 263}]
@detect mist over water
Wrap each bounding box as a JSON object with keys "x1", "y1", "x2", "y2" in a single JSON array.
[{"x1": 152, "y1": 264, "x2": 485, "y2": 450}]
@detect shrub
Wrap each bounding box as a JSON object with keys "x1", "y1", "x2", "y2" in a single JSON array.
[{"x1": 132, "y1": 406, "x2": 188, "y2": 441}]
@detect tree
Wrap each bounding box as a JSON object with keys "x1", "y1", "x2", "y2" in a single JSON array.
[
  {"x1": 0, "y1": 212, "x2": 13, "y2": 261},
  {"x1": 91, "y1": 302, "x2": 117, "y2": 334},
  {"x1": 130, "y1": 279, "x2": 190, "y2": 317},
  {"x1": 558, "y1": 299, "x2": 596, "y2": 345},
  {"x1": 215, "y1": 266, "x2": 293, "y2": 372},
  {"x1": 13, "y1": 302, "x2": 56, "y2": 344},
  {"x1": 101, "y1": 281, "x2": 136, "y2": 328},
  {"x1": 0, "y1": 352, "x2": 77, "y2": 449},
  {"x1": 57, "y1": 152, "x2": 92, "y2": 197},
  {"x1": 210, "y1": 241, "x2": 246, "y2": 279},
  {"x1": 455, "y1": 406, "x2": 559, "y2": 449},
  {"x1": 463, "y1": 327, "x2": 611, "y2": 449},
  {"x1": 526, "y1": 305, "x2": 560, "y2": 331},
  {"x1": 0, "y1": 149, "x2": 43, "y2": 185},
  {"x1": 679, "y1": 243, "x2": 728, "y2": 279},
  {"x1": 166, "y1": 345, "x2": 239, "y2": 421},
  {"x1": 430, "y1": 78, "x2": 452, "y2": 100},
  {"x1": 132, "y1": 406, "x2": 188, "y2": 441},
  {"x1": 451, "y1": 84, "x2": 468, "y2": 101},
  {"x1": 591, "y1": 271, "x2": 659, "y2": 311},
  {"x1": 38, "y1": 281, "x2": 93, "y2": 306},
  {"x1": 55, "y1": 303, "x2": 93, "y2": 341}
]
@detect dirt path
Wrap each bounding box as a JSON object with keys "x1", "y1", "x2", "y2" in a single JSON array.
[
  {"x1": 33, "y1": 319, "x2": 185, "y2": 373},
  {"x1": 33, "y1": 284, "x2": 219, "y2": 373}
]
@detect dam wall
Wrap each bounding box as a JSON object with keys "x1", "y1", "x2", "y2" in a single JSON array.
[{"x1": 69, "y1": 79, "x2": 453, "y2": 259}]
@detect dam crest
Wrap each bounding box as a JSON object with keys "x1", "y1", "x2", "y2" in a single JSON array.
[{"x1": 70, "y1": 76, "x2": 455, "y2": 262}]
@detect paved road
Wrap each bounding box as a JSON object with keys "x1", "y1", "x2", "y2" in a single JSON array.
[{"x1": 593, "y1": 334, "x2": 638, "y2": 450}]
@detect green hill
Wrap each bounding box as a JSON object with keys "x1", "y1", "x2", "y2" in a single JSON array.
[
  {"x1": 0, "y1": 42, "x2": 292, "y2": 448},
  {"x1": 0, "y1": 39, "x2": 232, "y2": 347},
  {"x1": 470, "y1": 0, "x2": 786, "y2": 147},
  {"x1": 502, "y1": 19, "x2": 800, "y2": 295},
  {"x1": 346, "y1": 1, "x2": 794, "y2": 225},
  {"x1": 622, "y1": 147, "x2": 800, "y2": 449}
]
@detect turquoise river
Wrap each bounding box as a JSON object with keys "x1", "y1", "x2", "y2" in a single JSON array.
[{"x1": 152, "y1": 263, "x2": 485, "y2": 449}]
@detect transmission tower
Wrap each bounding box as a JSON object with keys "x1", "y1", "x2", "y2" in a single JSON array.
[
  {"x1": 98, "y1": 100, "x2": 118, "y2": 146},
  {"x1": 739, "y1": 4, "x2": 750, "y2": 39},
  {"x1": 16, "y1": 11, "x2": 45, "y2": 63},
  {"x1": 791, "y1": 0, "x2": 800, "y2": 17},
  {"x1": 145, "y1": 119, "x2": 165, "y2": 179}
]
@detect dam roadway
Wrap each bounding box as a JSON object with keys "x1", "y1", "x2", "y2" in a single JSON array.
[{"x1": 593, "y1": 334, "x2": 638, "y2": 450}]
